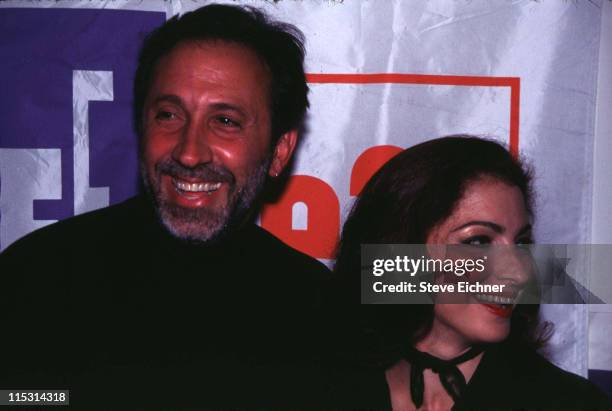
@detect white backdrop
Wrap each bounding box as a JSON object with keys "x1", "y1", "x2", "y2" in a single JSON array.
[
  {"x1": 1, "y1": 0, "x2": 610, "y2": 380},
  {"x1": 591, "y1": 0, "x2": 612, "y2": 380}
]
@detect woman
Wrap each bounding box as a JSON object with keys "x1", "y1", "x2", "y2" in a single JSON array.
[{"x1": 331, "y1": 135, "x2": 610, "y2": 410}]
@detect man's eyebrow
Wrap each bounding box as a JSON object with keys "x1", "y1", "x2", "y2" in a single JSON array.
[
  {"x1": 151, "y1": 94, "x2": 185, "y2": 107},
  {"x1": 451, "y1": 221, "x2": 504, "y2": 233},
  {"x1": 209, "y1": 102, "x2": 248, "y2": 118},
  {"x1": 150, "y1": 98, "x2": 248, "y2": 117}
]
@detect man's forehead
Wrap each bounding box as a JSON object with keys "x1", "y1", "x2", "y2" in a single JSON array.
[
  {"x1": 147, "y1": 39, "x2": 272, "y2": 99},
  {"x1": 160, "y1": 39, "x2": 269, "y2": 75}
]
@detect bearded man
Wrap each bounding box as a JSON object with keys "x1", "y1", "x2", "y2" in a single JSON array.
[{"x1": 0, "y1": 4, "x2": 331, "y2": 408}]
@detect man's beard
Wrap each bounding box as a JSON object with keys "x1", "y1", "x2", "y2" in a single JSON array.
[{"x1": 141, "y1": 157, "x2": 271, "y2": 244}]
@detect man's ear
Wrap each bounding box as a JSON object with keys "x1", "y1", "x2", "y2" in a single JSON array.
[{"x1": 269, "y1": 129, "x2": 298, "y2": 177}]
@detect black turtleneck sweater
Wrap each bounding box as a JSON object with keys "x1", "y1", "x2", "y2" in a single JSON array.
[{"x1": 0, "y1": 196, "x2": 332, "y2": 409}]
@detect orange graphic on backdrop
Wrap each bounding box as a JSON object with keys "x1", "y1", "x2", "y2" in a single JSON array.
[{"x1": 261, "y1": 73, "x2": 521, "y2": 259}]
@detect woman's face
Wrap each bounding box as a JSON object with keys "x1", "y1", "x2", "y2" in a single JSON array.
[{"x1": 425, "y1": 176, "x2": 532, "y2": 347}]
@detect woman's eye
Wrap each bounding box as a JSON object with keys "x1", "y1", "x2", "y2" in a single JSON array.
[
  {"x1": 462, "y1": 235, "x2": 491, "y2": 246},
  {"x1": 516, "y1": 237, "x2": 533, "y2": 246}
]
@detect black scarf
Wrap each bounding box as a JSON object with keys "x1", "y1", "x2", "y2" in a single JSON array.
[{"x1": 405, "y1": 345, "x2": 484, "y2": 408}]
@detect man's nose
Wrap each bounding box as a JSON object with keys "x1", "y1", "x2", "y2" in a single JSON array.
[{"x1": 171, "y1": 122, "x2": 213, "y2": 168}]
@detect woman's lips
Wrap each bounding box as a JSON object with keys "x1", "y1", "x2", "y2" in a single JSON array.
[
  {"x1": 473, "y1": 290, "x2": 521, "y2": 318},
  {"x1": 480, "y1": 303, "x2": 513, "y2": 318}
]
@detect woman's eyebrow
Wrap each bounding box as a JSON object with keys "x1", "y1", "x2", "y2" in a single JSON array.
[
  {"x1": 517, "y1": 224, "x2": 532, "y2": 235},
  {"x1": 451, "y1": 221, "x2": 504, "y2": 233}
]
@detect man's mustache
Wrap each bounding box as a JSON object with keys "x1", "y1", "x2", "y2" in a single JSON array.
[{"x1": 155, "y1": 158, "x2": 235, "y2": 184}]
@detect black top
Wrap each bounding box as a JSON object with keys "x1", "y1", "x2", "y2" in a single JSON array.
[
  {"x1": 329, "y1": 341, "x2": 612, "y2": 411},
  {"x1": 0, "y1": 196, "x2": 332, "y2": 409}
]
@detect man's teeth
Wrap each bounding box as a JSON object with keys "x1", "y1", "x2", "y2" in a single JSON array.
[
  {"x1": 174, "y1": 180, "x2": 222, "y2": 193},
  {"x1": 475, "y1": 294, "x2": 516, "y2": 305}
]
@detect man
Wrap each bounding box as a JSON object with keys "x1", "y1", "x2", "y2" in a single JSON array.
[{"x1": 0, "y1": 4, "x2": 331, "y2": 408}]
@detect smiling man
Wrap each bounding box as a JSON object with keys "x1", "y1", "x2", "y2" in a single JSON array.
[
  {"x1": 0, "y1": 5, "x2": 331, "y2": 408},
  {"x1": 140, "y1": 39, "x2": 288, "y2": 243},
  {"x1": 136, "y1": 6, "x2": 303, "y2": 244}
]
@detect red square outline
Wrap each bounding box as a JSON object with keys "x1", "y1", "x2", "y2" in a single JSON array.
[{"x1": 306, "y1": 73, "x2": 520, "y2": 156}]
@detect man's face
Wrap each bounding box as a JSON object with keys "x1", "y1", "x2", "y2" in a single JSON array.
[{"x1": 141, "y1": 40, "x2": 291, "y2": 242}]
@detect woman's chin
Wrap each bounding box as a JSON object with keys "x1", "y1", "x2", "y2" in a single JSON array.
[{"x1": 471, "y1": 304, "x2": 512, "y2": 343}]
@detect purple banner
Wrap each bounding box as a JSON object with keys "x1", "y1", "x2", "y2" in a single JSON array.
[{"x1": 0, "y1": 8, "x2": 164, "y2": 223}]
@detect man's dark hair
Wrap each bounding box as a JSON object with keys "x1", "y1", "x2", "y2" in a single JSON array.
[
  {"x1": 133, "y1": 4, "x2": 309, "y2": 143},
  {"x1": 333, "y1": 135, "x2": 546, "y2": 368}
]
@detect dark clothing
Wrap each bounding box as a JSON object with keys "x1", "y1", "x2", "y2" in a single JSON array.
[
  {"x1": 0, "y1": 196, "x2": 332, "y2": 409},
  {"x1": 330, "y1": 341, "x2": 612, "y2": 411}
]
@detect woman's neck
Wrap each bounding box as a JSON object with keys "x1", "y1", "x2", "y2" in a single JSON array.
[
  {"x1": 415, "y1": 317, "x2": 472, "y2": 359},
  {"x1": 386, "y1": 326, "x2": 484, "y2": 411}
]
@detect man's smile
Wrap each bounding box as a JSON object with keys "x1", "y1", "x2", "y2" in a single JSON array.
[
  {"x1": 173, "y1": 178, "x2": 223, "y2": 194},
  {"x1": 162, "y1": 174, "x2": 229, "y2": 209}
]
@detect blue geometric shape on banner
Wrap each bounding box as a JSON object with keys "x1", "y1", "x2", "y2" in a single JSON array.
[{"x1": 0, "y1": 8, "x2": 165, "y2": 221}]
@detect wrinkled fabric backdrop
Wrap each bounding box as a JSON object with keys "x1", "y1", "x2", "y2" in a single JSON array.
[{"x1": 1, "y1": 0, "x2": 610, "y2": 392}]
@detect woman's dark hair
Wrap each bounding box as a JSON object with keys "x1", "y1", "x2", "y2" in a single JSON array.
[
  {"x1": 133, "y1": 4, "x2": 309, "y2": 144},
  {"x1": 333, "y1": 135, "x2": 547, "y2": 368}
]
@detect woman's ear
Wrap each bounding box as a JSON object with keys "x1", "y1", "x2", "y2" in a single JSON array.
[{"x1": 269, "y1": 129, "x2": 298, "y2": 177}]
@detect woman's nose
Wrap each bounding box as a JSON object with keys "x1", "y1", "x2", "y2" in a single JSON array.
[{"x1": 492, "y1": 246, "x2": 533, "y2": 287}]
